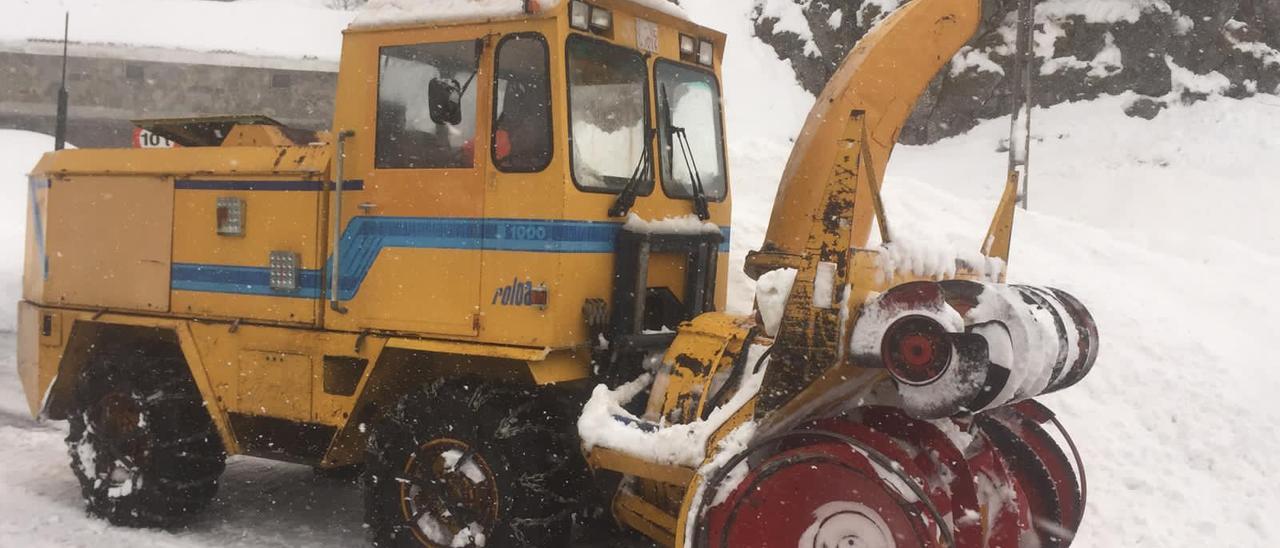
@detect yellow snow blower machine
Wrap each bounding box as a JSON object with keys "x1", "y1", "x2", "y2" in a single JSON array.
[{"x1": 17, "y1": 0, "x2": 1096, "y2": 546}]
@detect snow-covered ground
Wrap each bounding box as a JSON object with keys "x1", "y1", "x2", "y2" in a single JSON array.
[{"x1": 3, "y1": 0, "x2": 1280, "y2": 546}]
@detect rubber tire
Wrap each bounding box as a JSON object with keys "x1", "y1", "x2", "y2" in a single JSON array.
[
  {"x1": 363, "y1": 378, "x2": 581, "y2": 547},
  {"x1": 66, "y1": 353, "x2": 227, "y2": 527}
]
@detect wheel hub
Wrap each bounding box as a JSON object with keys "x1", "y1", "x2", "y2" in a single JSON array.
[
  {"x1": 799, "y1": 502, "x2": 897, "y2": 548},
  {"x1": 87, "y1": 391, "x2": 148, "y2": 486},
  {"x1": 400, "y1": 438, "x2": 499, "y2": 547}
]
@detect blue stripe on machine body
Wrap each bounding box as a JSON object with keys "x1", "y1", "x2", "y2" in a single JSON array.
[
  {"x1": 175, "y1": 179, "x2": 366, "y2": 191},
  {"x1": 28, "y1": 177, "x2": 49, "y2": 279},
  {"x1": 172, "y1": 216, "x2": 732, "y2": 299}
]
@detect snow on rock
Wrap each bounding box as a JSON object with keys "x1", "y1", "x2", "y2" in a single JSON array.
[
  {"x1": 1036, "y1": 0, "x2": 1171, "y2": 25},
  {"x1": 951, "y1": 46, "x2": 1005, "y2": 77},
  {"x1": 577, "y1": 344, "x2": 768, "y2": 468},
  {"x1": 1168, "y1": 57, "x2": 1233, "y2": 96},
  {"x1": 857, "y1": 0, "x2": 903, "y2": 27},
  {"x1": 752, "y1": 0, "x2": 818, "y2": 56},
  {"x1": 825, "y1": 9, "x2": 842, "y2": 30},
  {"x1": 622, "y1": 212, "x2": 721, "y2": 235}
]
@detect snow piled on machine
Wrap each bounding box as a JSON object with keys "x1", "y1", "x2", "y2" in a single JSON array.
[
  {"x1": 577, "y1": 345, "x2": 769, "y2": 468},
  {"x1": 874, "y1": 239, "x2": 1005, "y2": 284},
  {"x1": 622, "y1": 213, "x2": 721, "y2": 235},
  {"x1": 350, "y1": 0, "x2": 689, "y2": 29},
  {"x1": 350, "y1": 0, "x2": 563, "y2": 29}
]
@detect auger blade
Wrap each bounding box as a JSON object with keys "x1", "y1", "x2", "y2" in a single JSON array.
[
  {"x1": 977, "y1": 400, "x2": 1086, "y2": 547},
  {"x1": 698, "y1": 422, "x2": 948, "y2": 548}
]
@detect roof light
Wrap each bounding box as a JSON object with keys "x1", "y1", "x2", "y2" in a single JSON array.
[
  {"x1": 589, "y1": 6, "x2": 613, "y2": 32},
  {"x1": 679, "y1": 34, "x2": 697, "y2": 57},
  {"x1": 570, "y1": 1, "x2": 591, "y2": 31},
  {"x1": 698, "y1": 40, "x2": 714, "y2": 66}
]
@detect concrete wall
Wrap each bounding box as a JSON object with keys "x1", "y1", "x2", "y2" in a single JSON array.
[{"x1": 0, "y1": 44, "x2": 338, "y2": 148}]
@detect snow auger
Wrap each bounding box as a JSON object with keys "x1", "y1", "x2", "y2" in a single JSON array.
[{"x1": 577, "y1": 0, "x2": 1100, "y2": 546}]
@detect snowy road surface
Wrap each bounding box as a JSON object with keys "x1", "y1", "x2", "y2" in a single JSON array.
[
  {"x1": 0, "y1": 334, "x2": 368, "y2": 548},
  {"x1": 0, "y1": 336, "x2": 650, "y2": 547}
]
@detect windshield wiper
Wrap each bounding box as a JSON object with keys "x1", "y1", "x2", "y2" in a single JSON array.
[
  {"x1": 660, "y1": 85, "x2": 711, "y2": 221},
  {"x1": 608, "y1": 127, "x2": 655, "y2": 218}
]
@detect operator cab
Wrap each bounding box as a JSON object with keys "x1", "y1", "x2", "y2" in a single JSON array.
[{"x1": 327, "y1": 0, "x2": 732, "y2": 371}]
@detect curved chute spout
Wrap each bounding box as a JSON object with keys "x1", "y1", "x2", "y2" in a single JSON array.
[{"x1": 745, "y1": 0, "x2": 983, "y2": 278}]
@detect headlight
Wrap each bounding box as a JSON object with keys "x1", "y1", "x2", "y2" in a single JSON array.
[
  {"x1": 589, "y1": 6, "x2": 613, "y2": 32},
  {"x1": 698, "y1": 40, "x2": 714, "y2": 66},
  {"x1": 570, "y1": 0, "x2": 591, "y2": 31},
  {"x1": 679, "y1": 34, "x2": 697, "y2": 57}
]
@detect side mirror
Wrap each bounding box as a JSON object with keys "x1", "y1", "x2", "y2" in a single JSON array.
[{"x1": 428, "y1": 77, "x2": 463, "y2": 126}]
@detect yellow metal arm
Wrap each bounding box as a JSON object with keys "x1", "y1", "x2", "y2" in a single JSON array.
[
  {"x1": 745, "y1": 0, "x2": 983, "y2": 278},
  {"x1": 744, "y1": 0, "x2": 983, "y2": 413}
]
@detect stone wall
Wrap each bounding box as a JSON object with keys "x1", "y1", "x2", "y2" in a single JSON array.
[
  {"x1": 751, "y1": 0, "x2": 1280, "y2": 144},
  {"x1": 0, "y1": 44, "x2": 337, "y2": 148}
]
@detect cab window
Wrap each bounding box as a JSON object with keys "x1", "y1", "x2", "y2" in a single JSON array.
[
  {"x1": 655, "y1": 60, "x2": 727, "y2": 200},
  {"x1": 566, "y1": 35, "x2": 651, "y2": 193},
  {"x1": 493, "y1": 34, "x2": 553, "y2": 173},
  {"x1": 376, "y1": 41, "x2": 480, "y2": 169}
]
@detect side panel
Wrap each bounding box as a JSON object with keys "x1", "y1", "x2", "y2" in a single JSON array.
[
  {"x1": 43, "y1": 175, "x2": 173, "y2": 312},
  {"x1": 16, "y1": 301, "x2": 65, "y2": 417},
  {"x1": 236, "y1": 351, "x2": 313, "y2": 421},
  {"x1": 170, "y1": 178, "x2": 324, "y2": 326}
]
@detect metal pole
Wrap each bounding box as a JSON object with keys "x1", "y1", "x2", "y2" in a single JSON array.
[
  {"x1": 1006, "y1": 0, "x2": 1035, "y2": 210},
  {"x1": 330, "y1": 129, "x2": 355, "y2": 313},
  {"x1": 54, "y1": 12, "x2": 69, "y2": 151}
]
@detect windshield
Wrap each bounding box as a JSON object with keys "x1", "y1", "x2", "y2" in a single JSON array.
[
  {"x1": 566, "y1": 36, "x2": 651, "y2": 193},
  {"x1": 656, "y1": 61, "x2": 727, "y2": 201}
]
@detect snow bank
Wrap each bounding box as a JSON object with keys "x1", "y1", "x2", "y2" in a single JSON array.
[
  {"x1": 884, "y1": 94, "x2": 1280, "y2": 259},
  {"x1": 0, "y1": 131, "x2": 52, "y2": 332}
]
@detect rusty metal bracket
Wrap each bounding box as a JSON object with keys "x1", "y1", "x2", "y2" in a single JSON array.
[{"x1": 755, "y1": 110, "x2": 867, "y2": 415}]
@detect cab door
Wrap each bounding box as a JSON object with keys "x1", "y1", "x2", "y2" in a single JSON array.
[
  {"x1": 478, "y1": 32, "x2": 562, "y2": 347},
  {"x1": 325, "y1": 37, "x2": 492, "y2": 337}
]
